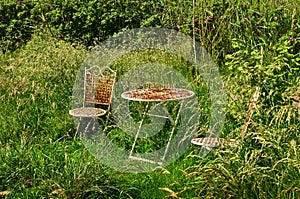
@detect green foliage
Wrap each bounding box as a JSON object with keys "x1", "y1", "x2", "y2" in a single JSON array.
[
  {"x1": 157, "y1": 1, "x2": 300, "y2": 198},
  {"x1": 0, "y1": 0, "x2": 167, "y2": 52},
  {"x1": 1, "y1": 0, "x2": 300, "y2": 198},
  {"x1": 225, "y1": 33, "x2": 299, "y2": 90},
  {"x1": 0, "y1": 0, "x2": 35, "y2": 52},
  {"x1": 2, "y1": 0, "x2": 298, "y2": 60}
]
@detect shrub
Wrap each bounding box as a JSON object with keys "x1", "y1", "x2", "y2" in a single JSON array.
[
  {"x1": 0, "y1": 0, "x2": 35, "y2": 52},
  {"x1": 0, "y1": 0, "x2": 167, "y2": 52}
]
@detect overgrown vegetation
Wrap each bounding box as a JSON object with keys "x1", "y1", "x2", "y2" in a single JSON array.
[{"x1": 1, "y1": 0, "x2": 299, "y2": 198}]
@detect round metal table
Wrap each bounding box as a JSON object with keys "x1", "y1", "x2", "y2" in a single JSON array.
[{"x1": 121, "y1": 87, "x2": 195, "y2": 165}]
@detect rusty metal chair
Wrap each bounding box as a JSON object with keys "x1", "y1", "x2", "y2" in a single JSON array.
[
  {"x1": 69, "y1": 66, "x2": 116, "y2": 136},
  {"x1": 191, "y1": 137, "x2": 240, "y2": 148},
  {"x1": 191, "y1": 87, "x2": 260, "y2": 149}
]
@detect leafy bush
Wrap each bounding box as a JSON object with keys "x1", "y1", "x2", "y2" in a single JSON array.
[
  {"x1": 0, "y1": 0, "x2": 167, "y2": 52},
  {"x1": 2, "y1": 0, "x2": 298, "y2": 61},
  {"x1": 0, "y1": 0, "x2": 35, "y2": 52}
]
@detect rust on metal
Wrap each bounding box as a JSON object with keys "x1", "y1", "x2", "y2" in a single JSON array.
[
  {"x1": 69, "y1": 66, "x2": 116, "y2": 118},
  {"x1": 69, "y1": 107, "x2": 106, "y2": 117},
  {"x1": 85, "y1": 74, "x2": 115, "y2": 105},
  {"x1": 191, "y1": 137, "x2": 239, "y2": 148},
  {"x1": 121, "y1": 88, "x2": 194, "y2": 102}
]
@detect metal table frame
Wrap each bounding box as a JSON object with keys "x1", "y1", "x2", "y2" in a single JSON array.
[{"x1": 121, "y1": 87, "x2": 194, "y2": 165}]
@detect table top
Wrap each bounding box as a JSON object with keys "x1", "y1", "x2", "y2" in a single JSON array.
[{"x1": 121, "y1": 88, "x2": 195, "y2": 102}]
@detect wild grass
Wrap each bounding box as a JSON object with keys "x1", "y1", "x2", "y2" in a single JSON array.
[
  {"x1": 0, "y1": 33, "x2": 132, "y2": 198},
  {"x1": 1, "y1": 1, "x2": 300, "y2": 199}
]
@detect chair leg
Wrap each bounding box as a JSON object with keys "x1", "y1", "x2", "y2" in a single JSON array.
[
  {"x1": 103, "y1": 109, "x2": 117, "y2": 135},
  {"x1": 74, "y1": 117, "x2": 96, "y2": 140},
  {"x1": 103, "y1": 112, "x2": 111, "y2": 132},
  {"x1": 74, "y1": 117, "x2": 82, "y2": 140}
]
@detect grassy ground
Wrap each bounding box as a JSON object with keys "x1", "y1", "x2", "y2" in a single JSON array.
[
  {"x1": 1, "y1": 31, "x2": 299, "y2": 199},
  {"x1": 1, "y1": 1, "x2": 300, "y2": 199}
]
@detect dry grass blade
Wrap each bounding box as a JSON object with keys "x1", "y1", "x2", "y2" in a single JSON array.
[
  {"x1": 50, "y1": 188, "x2": 64, "y2": 195},
  {"x1": 159, "y1": 187, "x2": 187, "y2": 199},
  {"x1": 0, "y1": 190, "x2": 10, "y2": 197}
]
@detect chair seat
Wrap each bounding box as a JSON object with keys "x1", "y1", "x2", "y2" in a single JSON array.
[
  {"x1": 69, "y1": 107, "x2": 106, "y2": 117},
  {"x1": 191, "y1": 137, "x2": 239, "y2": 148}
]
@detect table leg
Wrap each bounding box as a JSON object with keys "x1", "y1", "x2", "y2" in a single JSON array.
[
  {"x1": 129, "y1": 102, "x2": 150, "y2": 157},
  {"x1": 129, "y1": 101, "x2": 183, "y2": 165},
  {"x1": 162, "y1": 102, "x2": 182, "y2": 161}
]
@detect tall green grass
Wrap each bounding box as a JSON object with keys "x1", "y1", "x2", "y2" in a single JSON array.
[
  {"x1": 1, "y1": 0, "x2": 300, "y2": 198},
  {"x1": 0, "y1": 33, "x2": 133, "y2": 198},
  {"x1": 158, "y1": 1, "x2": 300, "y2": 198}
]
